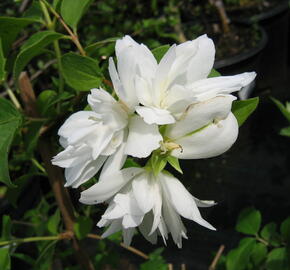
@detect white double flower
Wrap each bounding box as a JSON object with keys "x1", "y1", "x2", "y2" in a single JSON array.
[{"x1": 52, "y1": 34, "x2": 256, "y2": 247}]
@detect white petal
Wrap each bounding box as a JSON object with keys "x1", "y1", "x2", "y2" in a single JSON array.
[
  {"x1": 122, "y1": 214, "x2": 143, "y2": 229},
  {"x1": 160, "y1": 172, "x2": 215, "y2": 231},
  {"x1": 171, "y1": 112, "x2": 239, "y2": 159},
  {"x1": 139, "y1": 213, "x2": 158, "y2": 244},
  {"x1": 113, "y1": 192, "x2": 143, "y2": 216},
  {"x1": 186, "y1": 35, "x2": 215, "y2": 83},
  {"x1": 189, "y1": 72, "x2": 257, "y2": 101},
  {"x1": 166, "y1": 95, "x2": 236, "y2": 139},
  {"x1": 101, "y1": 130, "x2": 124, "y2": 156},
  {"x1": 150, "y1": 182, "x2": 162, "y2": 234},
  {"x1": 136, "y1": 106, "x2": 175, "y2": 125},
  {"x1": 132, "y1": 172, "x2": 155, "y2": 213},
  {"x1": 193, "y1": 197, "x2": 217, "y2": 208},
  {"x1": 124, "y1": 115, "x2": 162, "y2": 158},
  {"x1": 79, "y1": 167, "x2": 142, "y2": 204},
  {"x1": 135, "y1": 75, "x2": 153, "y2": 107},
  {"x1": 101, "y1": 219, "x2": 123, "y2": 238},
  {"x1": 122, "y1": 227, "x2": 136, "y2": 246},
  {"x1": 65, "y1": 155, "x2": 107, "y2": 188}
]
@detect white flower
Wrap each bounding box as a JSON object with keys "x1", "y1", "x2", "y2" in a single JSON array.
[
  {"x1": 52, "y1": 88, "x2": 162, "y2": 187},
  {"x1": 80, "y1": 163, "x2": 215, "y2": 248},
  {"x1": 111, "y1": 35, "x2": 256, "y2": 126}
]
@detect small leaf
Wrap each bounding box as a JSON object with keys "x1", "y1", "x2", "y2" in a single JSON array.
[
  {"x1": 271, "y1": 97, "x2": 290, "y2": 122},
  {"x1": 140, "y1": 248, "x2": 167, "y2": 270},
  {"x1": 251, "y1": 243, "x2": 267, "y2": 266},
  {"x1": 280, "y1": 126, "x2": 290, "y2": 137},
  {"x1": 1, "y1": 215, "x2": 12, "y2": 241},
  {"x1": 61, "y1": 0, "x2": 93, "y2": 31},
  {"x1": 266, "y1": 247, "x2": 289, "y2": 270},
  {"x1": 261, "y1": 222, "x2": 281, "y2": 247},
  {"x1": 13, "y1": 31, "x2": 64, "y2": 83},
  {"x1": 0, "y1": 248, "x2": 10, "y2": 270},
  {"x1": 47, "y1": 209, "x2": 60, "y2": 235},
  {"x1": 166, "y1": 156, "x2": 183, "y2": 174},
  {"x1": 232, "y1": 97, "x2": 259, "y2": 126},
  {"x1": 226, "y1": 237, "x2": 256, "y2": 270},
  {"x1": 0, "y1": 17, "x2": 38, "y2": 56},
  {"x1": 208, "y1": 69, "x2": 221, "y2": 78},
  {"x1": 61, "y1": 52, "x2": 102, "y2": 91},
  {"x1": 0, "y1": 39, "x2": 6, "y2": 83},
  {"x1": 0, "y1": 98, "x2": 22, "y2": 188},
  {"x1": 123, "y1": 158, "x2": 141, "y2": 168},
  {"x1": 85, "y1": 37, "x2": 119, "y2": 54},
  {"x1": 236, "y1": 207, "x2": 261, "y2": 235},
  {"x1": 36, "y1": 90, "x2": 57, "y2": 117},
  {"x1": 107, "y1": 231, "x2": 122, "y2": 243},
  {"x1": 149, "y1": 153, "x2": 167, "y2": 176},
  {"x1": 11, "y1": 253, "x2": 35, "y2": 266},
  {"x1": 280, "y1": 217, "x2": 290, "y2": 241},
  {"x1": 74, "y1": 216, "x2": 93, "y2": 240},
  {"x1": 152, "y1": 45, "x2": 170, "y2": 63}
]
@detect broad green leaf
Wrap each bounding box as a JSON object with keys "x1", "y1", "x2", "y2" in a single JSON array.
[
  {"x1": 47, "y1": 209, "x2": 60, "y2": 235},
  {"x1": 61, "y1": 0, "x2": 93, "y2": 31},
  {"x1": 0, "y1": 98, "x2": 22, "y2": 188},
  {"x1": 11, "y1": 253, "x2": 35, "y2": 266},
  {"x1": 271, "y1": 97, "x2": 290, "y2": 122},
  {"x1": 0, "y1": 248, "x2": 10, "y2": 270},
  {"x1": 232, "y1": 97, "x2": 259, "y2": 127},
  {"x1": 236, "y1": 207, "x2": 261, "y2": 235},
  {"x1": 85, "y1": 37, "x2": 119, "y2": 54},
  {"x1": 280, "y1": 126, "x2": 290, "y2": 137},
  {"x1": 152, "y1": 45, "x2": 170, "y2": 63},
  {"x1": 166, "y1": 156, "x2": 183, "y2": 174},
  {"x1": 13, "y1": 31, "x2": 64, "y2": 83},
  {"x1": 36, "y1": 90, "x2": 57, "y2": 117},
  {"x1": 0, "y1": 17, "x2": 37, "y2": 56},
  {"x1": 140, "y1": 248, "x2": 167, "y2": 270},
  {"x1": 22, "y1": 1, "x2": 44, "y2": 23},
  {"x1": 251, "y1": 243, "x2": 267, "y2": 266},
  {"x1": 1, "y1": 216, "x2": 11, "y2": 241},
  {"x1": 266, "y1": 247, "x2": 289, "y2": 270},
  {"x1": 226, "y1": 237, "x2": 256, "y2": 270},
  {"x1": 280, "y1": 217, "x2": 290, "y2": 241},
  {"x1": 74, "y1": 216, "x2": 93, "y2": 240},
  {"x1": 261, "y1": 222, "x2": 281, "y2": 247},
  {"x1": 61, "y1": 52, "x2": 102, "y2": 91},
  {"x1": 208, "y1": 69, "x2": 221, "y2": 78},
  {"x1": 0, "y1": 39, "x2": 6, "y2": 83}
]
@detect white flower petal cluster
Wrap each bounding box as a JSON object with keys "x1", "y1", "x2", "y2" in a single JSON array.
[{"x1": 52, "y1": 34, "x2": 256, "y2": 247}]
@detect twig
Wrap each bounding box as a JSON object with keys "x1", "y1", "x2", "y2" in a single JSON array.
[
  {"x1": 87, "y1": 233, "x2": 149, "y2": 260},
  {"x1": 168, "y1": 263, "x2": 173, "y2": 270},
  {"x1": 19, "y1": 0, "x2": 31, "y2": 13},
  {"x1": 40, "y1": 0, "x2": 86, "y2": 56},
  {"x1": 209, "y1": 245, "x2": 225, "y2": 270},
  {"x1": 181, "y1": 263, "x2": 186, "y2": 270},
  {"x1": 209, "y1": 0, "x2": 230, "y2": 33},
  {"x1": 18, "y1": 72, "x2": 95, "y2": 270}
]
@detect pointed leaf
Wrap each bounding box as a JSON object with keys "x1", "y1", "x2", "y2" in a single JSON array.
[
  {"x1": 261, "y1": 222, "x2": 281, "y2": 247},
  {"x1": 73, "y1": 216, "x2": 93, "y2": 240},
  {"x1": 47, "y1": 209, "x2": 61, "y2": 235},
  {"x1": 272, "y1": 97, "x2": 290, "y2": 122},
  {"x1": 0, "y1": 39, "x2": 6, "y2": 84},
  {"x1": 152, "y1": 45, "x2": 170, "y2": 63},
  {"x1": 166, "y1": 156, "x2": 183, "y2": 174},
  {"x1": 266, "y1": 247, "x2": 289, "y2": 270},
  {"x1": 13, "y1": 31, "x2": 64, "y2": 83},
  {"x1": 1, "y1": 215, "x2": 12, "y2": 241},
  {"x1": 280, "y1": 126, "x2": 290, "y2": 137},
  {"x1": 232, "y1": 97, "x2": 259, "y2": 126},
  {"x1": 0, "y1": 98, "x2": 22, "y2": 188},
  {"x1": 280, "y1": 217, "x2": 290, "y2": 242},
  {"x1": 208, "y1": 69, "x2": 221, "y2": 78},
  {"x1": 0, "y1": 248, "x2": 10, "y2": 270}
]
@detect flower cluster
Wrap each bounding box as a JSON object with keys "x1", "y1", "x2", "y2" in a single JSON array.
[{"x1": 52, "y1": 35, "x2": 256, "y2": 247}]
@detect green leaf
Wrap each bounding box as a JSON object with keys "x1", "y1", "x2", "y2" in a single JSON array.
[
  {"x1": 61, "y1": 0, "x2": 93, "y2": 31},
  {"x1": 22, "y1": 1, "x2": 44, "y2": 23},
  {"x1": 0, "y1": 248, "x2": 10, "y2": 270},
  {"x1": 47, "y1": 209, "x2": 61, "y2": 235},
  {"x1": 140, "y1": 248, "x2": 167, "y2": 270},
  {"x1": 11, "y1": 253, "x2": 35, "y2": 266},
  {"x1": 34, "y1": 240, "x2": 57, "y2": 269},
  {"x1": 149, "y1": 153, "x2": 167, "y2": 176},
  {"x1": 280, "y1": 126, "x2": 290, "y2": 137},
  {"x1": 85, "y1": 37, "x2": 120, "y2": 54},
  {"x1": 36, "y1": 90, "x2": 57, "y2": 117},
  {"x1": 261, "y1": 222, "x2": 281, "y2": 247},
  {"x1": 152, "y1": 45, "x2": 170, "y2": 63},
  {"x1": 0, "y1": 98, "x2": 22, "y2": 188},
  {"x1": 13, "y1": 31, "x2": 64, "y2": 83},
  {"x1": 226, "y1": 237, "x2": 256, "y2": 270},
  {"x1": 166, "y1": 156, "x2": 183, "y2": 174},
  {"x1": 236, "y1": 207, "x2": 261, "y2": 235},
  {"x1": 73, "y1": 216, "x2": 93, "y2": 240},
  {"x1": 123, "y1": 158, "x2": 141, "y2": 168},
  {"x1": 280, "y1": 217, "x2": 290, "y2": 242},
  {"x1": 251, "y1": 243, "x2": 267, "y2": 266},
  {"x1": 208, "y1": 69, "x2": 221, "y2": 78},
  {"x1": 0, "y1": 17, "x2": 37, "y2": 56},
  {"x1": 271, "y1": 97, "x2": 290, "y2": 122},
  {"x1": 0, "y1": 39, "x2": 6, "y2": 83},
  {"x1": 1, "y1": 216, "x2": 12, "y2": 241},
  {"x1": 232, "y1": 97, "x2": 259, "y2": 127},
  {"x1": 61, "y1": 52, "x2": 102, "y2": 91},
  {"x1": 107, "y1": 231, "x2": 122, "y2": 243},
  {"x1": 266, "y1": 247, "x2": 289, "y2": 270}
]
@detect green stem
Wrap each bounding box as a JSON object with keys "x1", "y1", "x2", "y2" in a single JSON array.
[
  {"x1": 5, "y1": 84, "x2": 22, "y2": 110},
  {"x1": 0, "y1": 235, "x2": 60, "y2": 247},
  {"x1": 31, "y1": 158, "x2": 46, "y2": 174}
]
